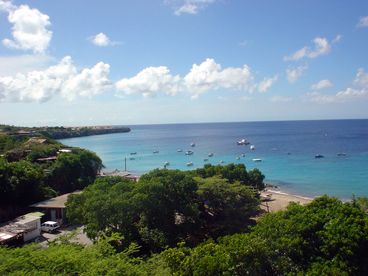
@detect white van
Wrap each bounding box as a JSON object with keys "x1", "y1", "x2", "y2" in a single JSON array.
[{"x1": 41, "y1": 221, "x2": 60, "y2": 233}]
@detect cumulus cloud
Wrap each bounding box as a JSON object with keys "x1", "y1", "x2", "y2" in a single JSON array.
[
  {"x1": 0, "y1": 56, "x2": 111, "y2": 102},
  {"x1": 115, "y1": 58, "x2": 260, "y2": 98},
  {"x1": 184, "y1": 58, "x2": 253, "y2": 96},
  {"x1": 89, "y1": 32, "x2": 120, "y2": 47},
  {"x1": 357, "y1": 16, "x2": 368, "y2": 28},
  {"x1": 311, "y1": 79, "x2": 332, "y2": 90},
  {"x1": 284, "y1": 37, "x2": 334, "y2": 61},
  {"x1": 257, "y1": 75, "x2": 278, "y2": 93},
  {"x1": 286, "y1": 65, "x2": 307, "y2": 83},
  {"x1": 168, "y1": 0, "x2": 216, "y2": 16},
  {"x1": 115, "y1": 66, "x2": 181, "y2": 97},
  {"x1": 308, "y1": 69, "x2": 368, "y2": 103},
  {"x1": 1, "y1": 2, "x2": 52, "y2": 53}
]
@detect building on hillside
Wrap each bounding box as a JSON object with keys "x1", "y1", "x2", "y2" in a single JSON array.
[
  {"x1": 30, "y1": 192, "x2": 82, "y2": 226},
  {"x1": 0, "y1": 212, "x2": 43, "y2": 246}
]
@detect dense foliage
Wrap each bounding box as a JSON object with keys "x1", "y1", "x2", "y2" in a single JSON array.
[
  {"x1": 2, "y1": 196, "x2": 368, "y2": 275},
  {"x1": 67, "y1": 165, "x2": 261, "y2": 253},
  {"x1": 0, "y1": 134, "x2": 102, "y2": 222}
]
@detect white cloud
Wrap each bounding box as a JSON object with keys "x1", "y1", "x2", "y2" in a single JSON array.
[
  {"x1": 258, "y1": 75, "x2": 278, "y2": 93},
  {"x1": 286, "y1": 65, "x2": 307, "y2": 83},
  {"x1": 308, "y1": 69, "x2": 368, "y2": 103},
  {"x1": 115, "y1": 58, "x2": 257, "y2": 98},
  {"x1": 89, "y1": 32, "x2": 120, "y2": 47},
  {"x1": 311, "y1": 79, "x2": 332, "y2": 90},
  {"x1": 0, "y1": 0, "x2": 15, "y2": 11},
  {"x1": 284, "y1": 37, "x2": 333, "y2": 61},
  {"x1": 0, "y1": 56, "x2": 111, "y2": 102},
  {"x1": 2, "y1": 3, "x2": 52, "y2": 53},
  {"x1": 170, "y1": 0, "x2": 216, "y2": 16},
  {"x1": 184, "y1": 58, "x2": 253, "y2": 97},
  {"x1": 270, "y1": 95, "x2": 292, "y2": 103},
  {"x1": 357, "y1": 16, "x2": 368, "y2": 28},
  {"x1": 115, "y1": 66, "x2": 181, "y2": 97}
]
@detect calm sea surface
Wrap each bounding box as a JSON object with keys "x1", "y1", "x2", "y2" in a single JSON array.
[{"x1": 59, "y1": 120, "x2": 368, "y2": 199}]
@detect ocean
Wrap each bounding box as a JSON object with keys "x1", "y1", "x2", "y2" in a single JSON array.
[{"x1": 59, "y1": 119, "x2": 368, "y2": 200}]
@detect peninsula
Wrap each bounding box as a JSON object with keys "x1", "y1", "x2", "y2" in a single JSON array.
[{"x1": 0, "y1": 124, "x2": 130, "y2": 140}]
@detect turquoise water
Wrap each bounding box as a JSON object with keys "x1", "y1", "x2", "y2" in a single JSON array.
[{"x1": 59, "y1": 120, "x2": 368, "y2": 199}]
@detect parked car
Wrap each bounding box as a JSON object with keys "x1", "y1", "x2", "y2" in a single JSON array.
[{"x1": 41, "y1": 221, "x2": 60, "y2": 233}]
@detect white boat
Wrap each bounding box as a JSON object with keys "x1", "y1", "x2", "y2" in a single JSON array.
[
  {"x1": 252, "y1": 158, "x2": 262, "y2": 162},
  {"x1": 241, "y1": 153, "x2": 246, "y2": 157},
  {"x1": 187, "y1": 162, "x2": 193, "y2": 166},
  {"x1": 236, "y1": 156, "x2": 240, "y2": 160},
  {"x1": 153, "y1": 150, "x2": 159, "y2": 154},
  {"x1": 164, "y1": 161, "x2": 170, "y2": 166},
  {"x1": 208, "y1": 153, "x2": 214, "y2": 157},
  {"x1": 185, "y1": 150, "x2": 194, "y2": 155},
  {"x1": 237, "y1": 138, "x2": 250, "y2": 145},
  {"x1": 250, "y1": 145, "x2": 255, "y2": 150},
  {"x1": 220, "y1": 160, "x2": 225, "y2": 164},
  {"x1": 177, "y1": 149, "x2": 183, "y2": 152},
  {"x1": 190, "y1": 142, "x2": 196, "y2": 147}
]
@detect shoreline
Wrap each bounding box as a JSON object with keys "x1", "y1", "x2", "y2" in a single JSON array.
[{"x1": 260, "y1": 189, "x2": 313, "y2": 212}]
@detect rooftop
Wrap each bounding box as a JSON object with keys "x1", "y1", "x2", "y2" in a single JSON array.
[{"x1": 30, "y1": 191, "x2": 82, "y2": 209}]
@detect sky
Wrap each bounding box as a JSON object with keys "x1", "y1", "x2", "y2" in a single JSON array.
[{"x1": 0, "y1": 0, "x2": 367, "y2": 126}]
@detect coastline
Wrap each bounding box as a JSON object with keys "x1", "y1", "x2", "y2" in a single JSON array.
[{"x1": 260, "y1": 189, "x2": 313, "y2": 212}]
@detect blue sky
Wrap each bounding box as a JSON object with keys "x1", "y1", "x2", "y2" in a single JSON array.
[{"x1": 0, "y1": 0, "x2": 367, "y2": 126}]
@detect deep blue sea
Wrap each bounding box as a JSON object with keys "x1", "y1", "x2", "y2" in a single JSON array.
[{"x1": 59, "y1": 120, "x2": 368, "y2": 200}]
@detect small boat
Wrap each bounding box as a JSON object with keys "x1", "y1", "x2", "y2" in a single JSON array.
[
  {"x1": 315, "y1": 154, "x2": 324, "y2": 159},
  {"x1": 220, "y1": 160, "x2": 225, "y2": 164},
  {"x1": 130, "y1": 152, "x2": 137, "y2": 155},
  {"x1": 177, "y1": 149, "x2": 183, "y2": 152},
  {"x1": 237, "y1": 138, "x2": 250, "y2": 145},
  {"x1": 337, "y1": 153, "x2": 347, "y2": 156},
  {"x1": 241, "y1": 153, "x2": 246, "y2": 157},
  {"x1": 129, "y1": 157, "x2": 135, "y2": 160},
  {"x1": 252, "y1": 158, "x2": 262, "y2": 162},
  {"x1": 187, "y1": 162, "x2": 193, "y2": 166},
  {"x1": 208, "y1": 153, "x2": 214, "y2": 157},
  {"x1": 185, "y1": 150, "x2": 194, "y2": 155},
  {"x1": 190, "y1": 142, "x2": 196, "y2": 147},
  {"x1": 250, "y1": 145, "x2": 255, "y2": 150},
  {"x1": 203, "y1": 158, "x2": 209, "y2": 162},
  {"x1": 236, "y1": 156, "x2": 240, "y2": 160},
  {"x1": 164, "y1": 161, "x2": 170, "y2": 166},
  {"x1": 153, "y1": 150, "x2": 159, "y2": 154}
]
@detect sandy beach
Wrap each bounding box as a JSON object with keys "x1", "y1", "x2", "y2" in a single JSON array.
[{"x1": 260, "y1": 190, "x2": 313, "y2": 212}]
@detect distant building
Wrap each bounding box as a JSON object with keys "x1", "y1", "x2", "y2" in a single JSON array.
[
  {"x1": 0, "y1": 212, "x2": 43, "y2": 246},
  {"x1": 30, "y1": 192, "x2": 82, "y2": 226}
]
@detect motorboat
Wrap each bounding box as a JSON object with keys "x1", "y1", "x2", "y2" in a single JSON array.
[
  {"x1": 187, "y1": 162, "x2": 193, "y2": 166},
  {"x1": 185, "y1": 150, "x2": 194, "y2": 155},
  {"x1": 236, "y1": 156, "x2": 240, "y2": 160},
  {"x1": 337, "y1": 153, "x2": 347, "y2": 156},
  {"x1": 153, "y1": 150, "x2": 159, "y2": 154},
  {"x1": 203, "y1": 158, "x2": 209, "y2": 162},
  {"x1": 250, "y1": 145, "x2": 255, "y2": 150},
  {"x1": 241, "y1": 153, "x2": 246, "y2": 157},
  {"x1": 220, "y1": 160, "x2": 225, "y2": 164},
  {"x1": 130, "y1": 152, "x2": 137, "y2": 155},
  {"x1": 208, "y1": 153, "x2": 214, "y2": 157},
  {"x1": 237, "y1": 138, "x2": 250, "y2": 145},
  {"x1": 252, "y1": 158, "x2": 262, "y2": 162},
  {"x1": 129, "y1": 157, "x2": 135, "y2": 160},
  {"x1": 315, "y1": 154, "x2": 324, "y2": 159},
  {"x1": 164, "y1": 161, "x2": 170, "y2": 166},
  {"x1": 190, "y1": 142, "x2": 196, "y2": 147},
  {"x1": 177, "y1": 149, "x2": 183, "y2": 152}
]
